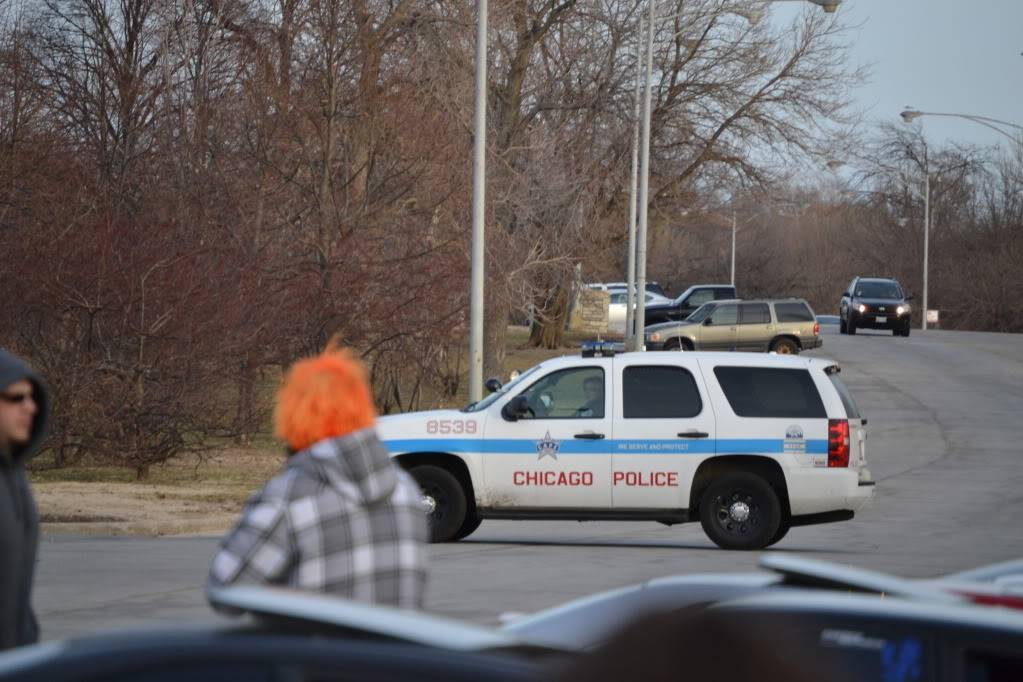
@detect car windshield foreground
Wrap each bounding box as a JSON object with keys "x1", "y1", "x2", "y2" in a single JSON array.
[
  {"x1": 502, "y1": 553, "x2": 1023, "y2": 660},
  {"x1": 0, "y1": 586, "x2": 567, "y2": 682}
]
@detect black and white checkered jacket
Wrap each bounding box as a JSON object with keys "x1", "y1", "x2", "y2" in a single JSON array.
[{"x1": 209, "y1": 428, "x2": 429, "y2": 607}]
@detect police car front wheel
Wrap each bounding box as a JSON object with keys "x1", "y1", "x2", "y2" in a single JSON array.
[
  {"x1": 410, "y1": 465, "x2": 469, "y2": 543},
  {"x1": 698, "y1": 473, "x2": 782, "y2": 551}
]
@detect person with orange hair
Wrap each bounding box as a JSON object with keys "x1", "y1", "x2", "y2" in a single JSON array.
[{"x1": 208, "y1": 343, "x2": 428, "y2": 607}]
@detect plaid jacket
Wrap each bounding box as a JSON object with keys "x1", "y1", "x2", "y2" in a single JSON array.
[{"x1": 209, "y1": 428, "x2": 429, "y2": 608}]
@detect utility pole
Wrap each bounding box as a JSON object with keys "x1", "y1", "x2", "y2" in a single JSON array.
[
  {"x1": 468, "y1": 0, "x2": 488, "y2": 402},
  {"x1": 624, "y1": 15, "x2": 644, "y2": 351},
  {"x1": 730, "y1": 211, "x2": 736, "y2": 287}
]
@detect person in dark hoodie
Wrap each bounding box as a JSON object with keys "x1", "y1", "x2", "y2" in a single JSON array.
[
  {"x1": 208, "y1": 341, "x2": 428, "y2": 607},
  {"x1": 0, "y1": 350, "x2": 49, "y2": 651}
]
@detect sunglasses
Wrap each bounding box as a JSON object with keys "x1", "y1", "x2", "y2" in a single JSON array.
[{"x1": 0, "y1": 392, "x2": 33, "y2": 404}]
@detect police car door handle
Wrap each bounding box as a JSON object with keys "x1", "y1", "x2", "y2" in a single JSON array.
[
  {"x1": 574, "y1": 432, "x2": 605, "y2": 440},
  {"x1": 677, "y1": 431, "x2": 709, "y2": 439}
]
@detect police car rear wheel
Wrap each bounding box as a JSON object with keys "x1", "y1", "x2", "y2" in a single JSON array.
[
  {"x1": 453, "y1": 513, "x2": 483, "y2": 541},
  {"x1": 766, "y1": 520, "x2": 790, "y2": 547},
  {"x1": 410, "y1": 465, "x2": 468, "y2": 543},
  {"x1": 699, "y1": 473, "x2": 781, "y2": 550}
]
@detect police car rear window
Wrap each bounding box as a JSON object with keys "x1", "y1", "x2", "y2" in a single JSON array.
[
  {"x1": 828, "y1": 374, "x2": 861, "y2": 419},
  {"x1": 713, "y1": 367, "x2": 826, "y2": 419},
  {"x1": 623, "y1": 366, "x2": 702, "y2": 418}
]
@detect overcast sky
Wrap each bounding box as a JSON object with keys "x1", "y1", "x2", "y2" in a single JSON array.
[{"x1": 772, "y1": 0, "x2": 1022, "y2": 152}]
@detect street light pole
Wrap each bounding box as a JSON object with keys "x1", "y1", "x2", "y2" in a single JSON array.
[
  {"x1": 624, "y1": 15, "x2": 644, "y2": 351},
  {"x1": 922, "y1": 167, "x2": 929, "y2": 331},
  {"x1": 468, "y1": 0, "x2": 488, "y2": 403},
  {"x1": 730, "y1": 211, "x2": 736, "y2": 287},
  {"x1": 634, "y1": 0, "x2": 657, "y2": 349}
]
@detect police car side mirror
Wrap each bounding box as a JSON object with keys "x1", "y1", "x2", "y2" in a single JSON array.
[
  {"x1": 502, "y1": 396, "x2": 530, "y2": 421},
  {"x1": 484, "y1": 377, "x2": 503, "y2": 394}
]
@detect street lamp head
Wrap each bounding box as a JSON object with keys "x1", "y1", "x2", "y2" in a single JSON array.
[{"x1": 901, "y1": 109, "x2": 923, "y2": 123}]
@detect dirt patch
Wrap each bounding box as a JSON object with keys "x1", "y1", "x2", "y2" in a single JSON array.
[{"x1": 33, "y1": 446, "x2": 285, "y2": 537}]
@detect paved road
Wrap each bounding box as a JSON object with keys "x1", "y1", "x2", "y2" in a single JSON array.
[{"x1": 34, "y1": 325, "x2": 1023, "y2": 639}]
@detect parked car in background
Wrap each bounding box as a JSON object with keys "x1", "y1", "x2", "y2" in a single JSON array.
[
  {"x1": 644, "y1": 298, "x2": 821, "y2": 354},
  {"x1": 607, "y1": 289, "x2": 672, "y2": 334},
  {"x1": 643, "y1": 284, "x2": 736, "y2": 324},
  {"x1": 587, "y1": 281, "x2": 668, "y2": 297},
  {"x1": 839, "y1": 276, "x2": 913, "y2": 336}
]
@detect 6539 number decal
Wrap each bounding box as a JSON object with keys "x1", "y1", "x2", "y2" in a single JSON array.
[{"x1": 426, "y1": 419, "x2": 478, "y2": 435}]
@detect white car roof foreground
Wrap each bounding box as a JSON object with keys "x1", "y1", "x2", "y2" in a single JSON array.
[
  {"x1": 557, "y1": 350, "x2": 838, "y2": 370},
  {"x1": 208, "y1": 585, "x2": 552, "y2": 653}
]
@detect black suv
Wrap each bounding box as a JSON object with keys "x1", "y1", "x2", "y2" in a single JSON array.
[{"x1": 839, "y1": 277, "x2": 912, "y2": 337}]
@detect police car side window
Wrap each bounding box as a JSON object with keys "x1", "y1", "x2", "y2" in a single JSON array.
[
  {"x1": 519, "y1": 367, "x2": 605, "y2": 419},
  {"x1": 623, "y1": 366, "x2": 702, "y2": 418},
  {"x1": 713, "y1": 367, "x2": 826, "y2": 418}
]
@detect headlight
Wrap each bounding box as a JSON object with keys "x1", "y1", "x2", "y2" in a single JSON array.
[
  {"x1": 649, "y1": 332, "x2": 661, "y2": 342},
  {"x1": 857, "y1": 304, "x2": 867, "y2": 314},
  {"x1": 896, "y1": 305, "x2": 909, "y2": 316}
]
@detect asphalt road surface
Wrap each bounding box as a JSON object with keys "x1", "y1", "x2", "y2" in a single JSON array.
[{"x1": 34, "y1": 325, "x2": 1023, "y2": 640}]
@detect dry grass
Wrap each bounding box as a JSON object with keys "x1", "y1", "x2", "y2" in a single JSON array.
[{"x1": 32, "y1": 327, "x2": 596, "y2": 536}]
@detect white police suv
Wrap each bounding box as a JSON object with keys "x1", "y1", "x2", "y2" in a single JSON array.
[{"x1": 377, "y1": 343, "x2": 874, "y2": 550}]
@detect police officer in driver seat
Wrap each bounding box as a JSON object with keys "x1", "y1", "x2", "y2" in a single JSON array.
[{"x1": 575, "y1": 376, "x2": 604, "y2": 418}]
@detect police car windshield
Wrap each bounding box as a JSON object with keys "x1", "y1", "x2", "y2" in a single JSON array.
[
  {"x1": 687, "y1": 302, "x2": 716, "y2": 323},
  {"x1": 463, "y1": 366, "x2": 541, "y2": 413}
]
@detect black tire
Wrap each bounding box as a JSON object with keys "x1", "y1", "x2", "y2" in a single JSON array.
[
  {"x1": 839, "y1": 317, "x2": 847, "y2": 334},
  {"x1": 901, "y1": 324, "x2": 911, "y2": 338},
  {"x1": 663, "y1": 338, "x2": 684, "y2": 351},
  {"x1": 699, "y1": 473, "x2": 781, "y2": 550},
  {"x1": 452, "y1": 513, "x2": 483, "y2": 541},
  {"x1": 410, "y1": 465, "x2": 468, "y2": 543},
  {"x1": 770, "y1": 337, "x2": 799, "y2": 355},
  {"x1": 848, "y1": 319, "x2": 857, "y2": 335},
  {"x1": 766, "y1": 520, "x2": 791, "y2": 547}
]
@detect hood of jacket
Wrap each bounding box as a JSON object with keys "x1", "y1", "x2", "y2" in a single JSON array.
[
  {"x1": 0, "y1": 350, "x2": 50, "y2": 465},
  {"x1": 289, "y1": 427, "x2": 398, "y2": 505}
]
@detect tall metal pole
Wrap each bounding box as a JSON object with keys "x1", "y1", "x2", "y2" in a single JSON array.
[
  {"x1": 635, "y1": 0, "x2": 657, "y2": 350},
  {"x1": 730, "y1": 211, "x2": 736, "y2": 287},
  {"x1": 624, "y1": 16, "x2": 644, "y2": 351},
  {"x1": 922, "y1": 168, "x2": 929, "y2": 331},
  {"x1": 468, "y1": 0, "x2": 488, "y2": 402}
]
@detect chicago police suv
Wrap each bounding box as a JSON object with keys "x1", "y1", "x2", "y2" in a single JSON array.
[{"x1": 377, "y1": 343, "x2": 874, "y2": 550}]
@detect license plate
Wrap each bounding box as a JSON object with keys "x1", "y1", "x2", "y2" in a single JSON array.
[{"x1": 876, "y1": 316, "x2": 887, "y2": 324}]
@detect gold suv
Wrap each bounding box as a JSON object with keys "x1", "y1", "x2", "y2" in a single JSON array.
[{"x1": 644, "y1": 298, "x2": 822, "y2": 354}]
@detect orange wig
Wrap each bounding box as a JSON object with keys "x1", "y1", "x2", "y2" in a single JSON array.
[{"x1": 275, "y1": 342, "x2": 377, "y2": 453}]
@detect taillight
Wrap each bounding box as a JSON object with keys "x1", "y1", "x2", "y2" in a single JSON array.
[
  {"x1": 813, "y1": 322, "x2": 821, "y2": 335},
  {"x1": 828, "y1": 419, "x2": 850, "y2": 468}
]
